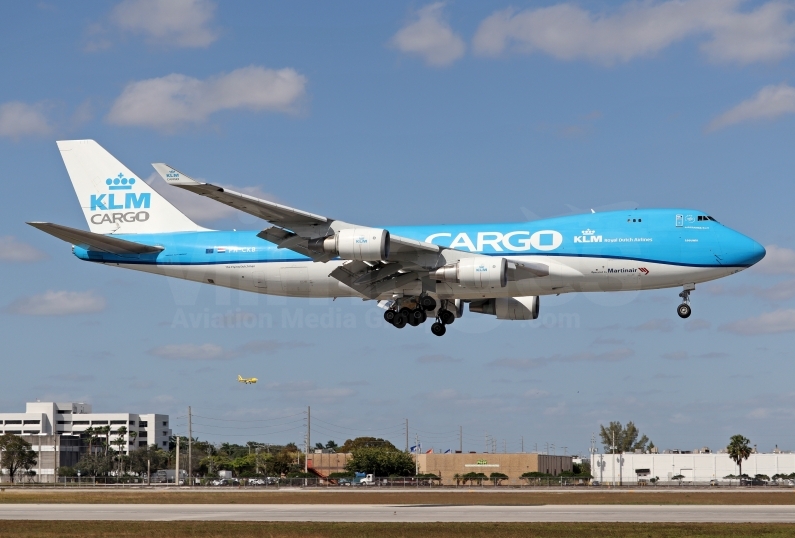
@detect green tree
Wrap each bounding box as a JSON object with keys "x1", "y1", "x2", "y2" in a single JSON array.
[
  {"x1": 599, "y1": 421, "x2": 649, "y2": 453},
  {"x1": 339, "y1": 437, "x2": 397, "y2": 452},
  {"x1": 75, "y1": 453, "x2": 113, "y2": 477},
  {"x1": 727, "y1": 435, "x2": 752, "y2": 478},
  {"x1": 129, "y1": 445, "x2": 168, "y2": 477},
  {"x1": 96, "y1": 425, "x2": 111, "y2": 457},
  {"x1": 0, "y1": 434, "x2": 37, "y2": 484},
  {"x1": 490, "y1": 472, "x2": 509, "y2": 486},
  {"x1": 462, "y1": 472, "x2": 487, "y2": 485},
  {"x1": 344, "y1": 447, "x2": 414, "y2": 476},
  {"x1": 83, "y1": 427, "x2": 96, "y2": 454},
  {"x1": 112, "y1": 426, "x2": 128, "y2": 474},
  {"x1": 671, "y1": 474, "x2": 685, "y2": 485}
]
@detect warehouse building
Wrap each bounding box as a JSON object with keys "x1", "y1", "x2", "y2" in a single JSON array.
[
  {"x1": 307, "y1": 451, "x2": 572, "y2": 485},
  {"x1": 593, "y1": 451, "x2": 795, "y2": 485},
  {"x1": 417, "y1": 452, "x2": 572, "y2": 486}
]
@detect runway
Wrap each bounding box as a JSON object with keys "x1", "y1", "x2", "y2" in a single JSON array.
[{"x1": 2, "y1": 504, "x2": 795, "y2": 522}]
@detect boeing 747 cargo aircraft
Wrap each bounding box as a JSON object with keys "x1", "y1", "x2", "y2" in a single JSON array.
[{"x1": 29, "y1": 140, "x2": 766, "y2": 337}]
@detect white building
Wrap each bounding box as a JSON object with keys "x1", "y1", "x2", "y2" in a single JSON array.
[
  {"x1": 593, "y1": 452, "x2": 795, "y2": 484},
  {"x1": 0, "y1": 401, "x2": 171, "y2": 454}
]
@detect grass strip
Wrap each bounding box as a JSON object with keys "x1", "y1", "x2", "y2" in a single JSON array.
[{"x1": 2, "y1": 521, "x2": 795, "y2": 537}]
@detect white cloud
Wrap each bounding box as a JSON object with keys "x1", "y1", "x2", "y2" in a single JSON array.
[
  {"x1": 149, "y1": 339, "x2": 308, "y2": 360},
  {"x1": 107, "y1": 66, "x2": 307, "y2": 130},
  {"x1": 417, "y1": 354, "x2": 462, "y2": 364},
  {"x1": 632, "y1": 318, "x2": 676, "y2": 332},
  {"x1": 5, "y1": 290, "x2": 105, "y2": 316},
  {"x1": 755, "y1": 244, "x2": 795, "y2": 274},
  {"x1": 662, "y1": 350, "x2": 690, "y2": 360},
  {"x1": 472, "y1": 0, "x2": 795, "y2": 65},
  {"x1": 110, "y1": 0, "x2": 218, "y2": 48},
  {"x1": 490, "y1": 348, "x2": 633, "y2": 370},
  {"x1": 0, "y1": 236, "x2": 47, "y2": 262},
  {"x1": 721, "y1": 309, "x2": 795, "y2": 334},
  {"x1": 708, "y1": 84, "x2": 795, "y2": 131},
  {"x1": 149, "y1": 343, "x2": 224, "y2": 360},
  {"x1": 523, "y1": 388, "x2": 549, "y2": 399},
  {"x1": 0, "y1": 101, "x2": 52, "y2": 138},
  {"x1": 391, "y1": 3, "x2": 465, "y2": 67},
  {"x1": 685, "y1": 319, "x2": 711, "y2": 331}
]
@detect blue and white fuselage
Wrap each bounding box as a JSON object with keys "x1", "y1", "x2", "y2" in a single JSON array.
[
  {"x1": 31, "y1": 140, "x2": 766, "y2": 334},
  {"x1": 72, "y1": 209, "x2": 764, "y2": 300}
]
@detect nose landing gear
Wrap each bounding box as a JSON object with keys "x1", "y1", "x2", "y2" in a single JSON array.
[{"x1": 677, "y1": 284, "x2": 695, "y2": 319}]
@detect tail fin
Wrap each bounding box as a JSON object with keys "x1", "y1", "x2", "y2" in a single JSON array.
[
  {"x1": 57, "y1": 140, "x2": 206, "y2": 234},
  {"x1": 237, "y1": 375, "x2": 243, "y2": 381}
]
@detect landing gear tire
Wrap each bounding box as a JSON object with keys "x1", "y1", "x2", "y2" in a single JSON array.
[
  {"x1": 431, "y1": 322, "x2": 446, "y2": 336},
  {"x1": 393, "y1": 315, "x2": 407, "y2": 329},
  {"x1": 420, "y1": 296, "x2": 437, "y2": 311},
  {"x1": 677, "y1": 303, "x2": 692, "y2": 319},
  {"x1": 411, "y1": 308, "x2": 425, "y2": 323},
  {"x1": 439, "y1": 309, "x2": 455, "y2": 325},
  {"x1": 384, "y1": 310, "x2": 396, "y2": 324}
]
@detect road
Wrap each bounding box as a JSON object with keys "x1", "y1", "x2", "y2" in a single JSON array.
[{"x1": 2, "y1": 504, "x2": 795, "y2": 522}]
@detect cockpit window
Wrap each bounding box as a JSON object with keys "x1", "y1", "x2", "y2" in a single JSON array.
[{"x1": 707, "y1": 216, "x2": 717, "y2": 222}]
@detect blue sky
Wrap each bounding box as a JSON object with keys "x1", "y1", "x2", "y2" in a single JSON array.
[{"x1": 2, "y1": 0, "x2": 795, "y2": 456}]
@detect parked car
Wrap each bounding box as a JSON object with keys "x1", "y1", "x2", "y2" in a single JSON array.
[
  {"x1": 591, "y1": 481, "x2": 601, "y2": 486},
  {"x1": 709, "y1": 479, "x2": 719, "y2": 487}
]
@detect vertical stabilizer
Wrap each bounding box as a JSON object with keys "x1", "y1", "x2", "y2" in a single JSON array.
[{"x1": 57, "y1": 140, "x2": 206, "y2": 234}]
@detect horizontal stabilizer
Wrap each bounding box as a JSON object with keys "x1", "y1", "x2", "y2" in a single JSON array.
[{"x1": 27, "y1": 222, "x2": 164, "y2": 255}]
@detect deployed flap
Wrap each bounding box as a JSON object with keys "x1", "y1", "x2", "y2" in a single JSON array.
[
  {"x1": 329, "y1": 262, "x2": 420, "y2": 299},
  {"x1": 27, "y1": 222, "x2": 164, "y2": 255},
  {"x1": 256, "y1": 227, "x2": 333, "y2": 262}
]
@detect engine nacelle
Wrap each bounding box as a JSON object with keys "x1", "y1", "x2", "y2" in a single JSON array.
[
  {"x1": 309, "y1": 228, "x2": 390, "y2": 261},
  {"x1": 431, "y1": 257, "x2": 507, "y2": 289},
  {"x1": 469, "y1": 296, "x2": 540, "y2": 320}
]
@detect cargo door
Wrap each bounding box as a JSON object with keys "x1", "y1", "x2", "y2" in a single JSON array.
[{"x1": 280, "y1": 267, "x2": 311, "y2": 295}]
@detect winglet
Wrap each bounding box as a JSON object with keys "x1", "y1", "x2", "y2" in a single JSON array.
[{"x1": 152, "y1": 163, "x2": 204, "y2": 187}]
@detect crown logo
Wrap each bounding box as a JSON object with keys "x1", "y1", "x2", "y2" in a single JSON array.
[
  {"x1": 106, "y1": 172, "x2": 136, "y2": 191},
  {"x1": 582, "y1": 229, "x2": 595, "y2": 235}
]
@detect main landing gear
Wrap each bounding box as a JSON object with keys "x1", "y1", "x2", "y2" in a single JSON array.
[
  {"x1": 384, "y1": 295, "x2": 456, "y2": 336},
  {"x1": 677, "y1": 284, "x2": 695, "y2": 319}
]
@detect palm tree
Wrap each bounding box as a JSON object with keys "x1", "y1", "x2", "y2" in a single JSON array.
[
  {"x1": 101, "y1": 425, "x2": 112, "y2": 457},
  {"x1": 84, "y1": 427, "x2": 95, "y2": 454},
  {"x1": 129, "y1": 430, "x2": 138, "y2": 451},
  {"x1": 727, "y1": 435, "x2": 752, "y2": 479},
  {"x1": 113, "y1": 426, "x2": 128, "y2": 475}
]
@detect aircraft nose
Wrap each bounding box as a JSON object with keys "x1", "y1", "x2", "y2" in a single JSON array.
[{"x1": 729, "y1": 233, "x2": 766, "y2": 267}]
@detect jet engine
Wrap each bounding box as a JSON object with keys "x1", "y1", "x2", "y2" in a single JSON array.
[
  {"x1": 309, "y1": 228, "x2": 390, "y2": 261},
  {"x1": 430, "y1": 257, "x2": 507, "y2": 289},
  {"x1": 469, "y1": 296, "x2": 540, "y2": 320}
]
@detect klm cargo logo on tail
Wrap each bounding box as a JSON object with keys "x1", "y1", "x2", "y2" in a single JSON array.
[{"x1": 89, "y1": 173, "x2": 151, "y2": 225}]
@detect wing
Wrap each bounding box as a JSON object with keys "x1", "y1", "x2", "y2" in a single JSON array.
[{"x1": 151, "y1": 164, "x2": 465, "y2": 296}]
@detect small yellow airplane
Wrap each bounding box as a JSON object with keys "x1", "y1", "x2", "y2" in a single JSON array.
[{"x1": 237, "y1": 375, "x2": 258, "y2": 385}]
